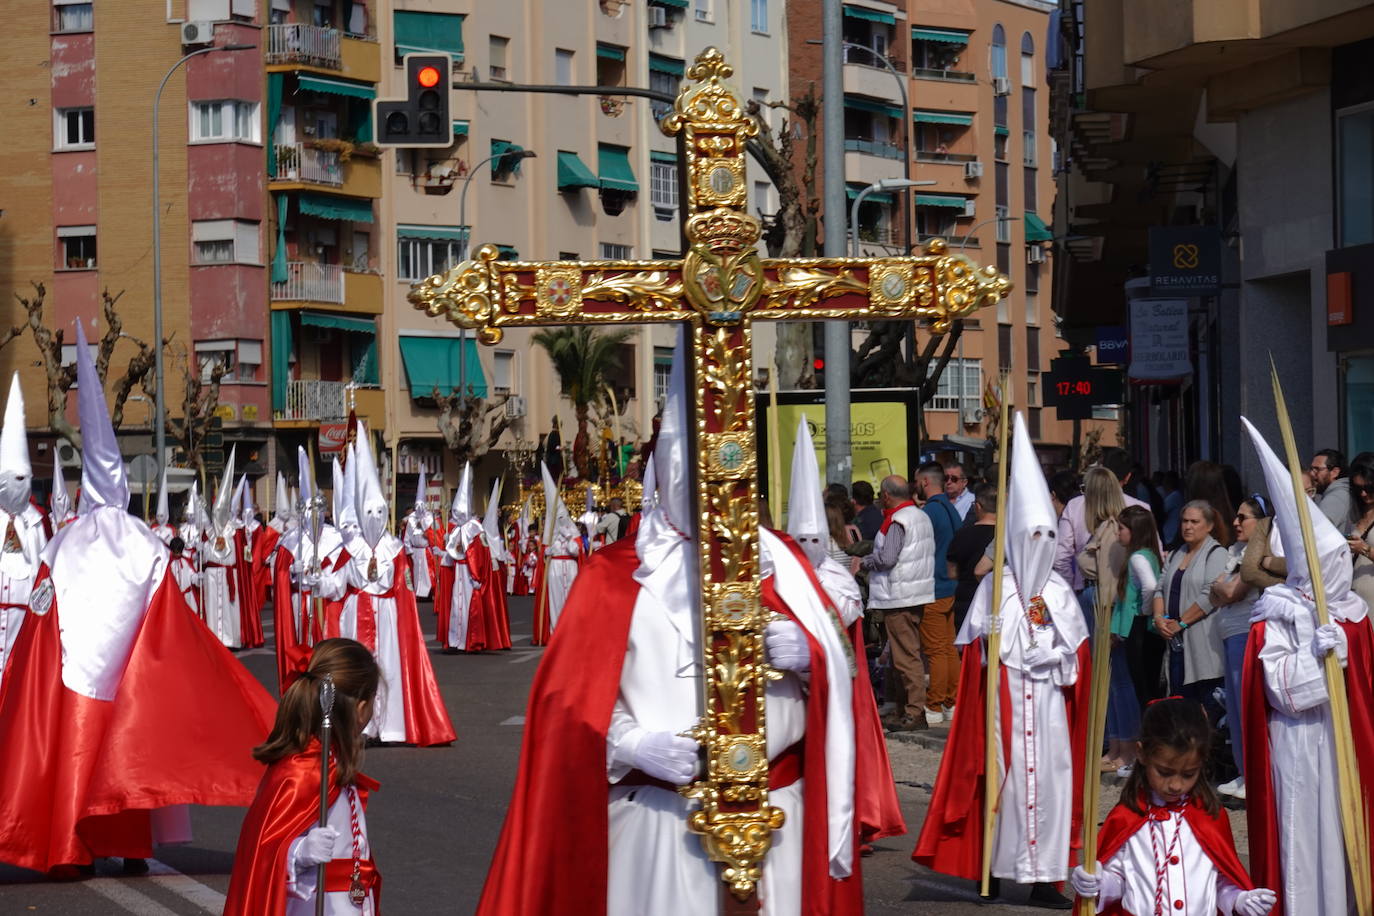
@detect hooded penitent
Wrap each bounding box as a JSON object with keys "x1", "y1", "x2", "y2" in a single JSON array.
[
  {"x1": 332, "y1": 446, "x2": 359, "y2": 535},
  {"x1": 154, "y1": 465, "x2": 170, "y2": 527},
  {"x1": 453, "y1": 462, "x2": 474, "y2": 526},
  {"x1": 50, "y1": 452, "x2": 72, "y2": 524},
  {"x1": 235, "y1": 474, "x2": 252, "y2": 527},
  {"x1": 1006, "y1": 410, "x2": 1057, "y2": 598},
  {"x1": 211, "y1": 446, "x2": 238, "y2": 537},
  {"x1": 484, "y1": 477, "x2": 505, "y2": 561},
  {"x1": 0, "y1": 373, "x2": 32, "y2": 519},
  {"x1": 786, "y1": 415, "x2": 828, "y2": 569},
  {"x1": 414, "y1": 467, "x2": 432, "y2": 528},
  {"x1": 352, "y1": 422, "x2": 388, "y2": 550},
  {"x1": 274, "y1": 471, "x2": 291, "y2": 525}
]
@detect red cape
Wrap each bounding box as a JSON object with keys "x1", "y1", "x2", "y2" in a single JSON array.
[
  {"x1": 385, "y1": 551, "x2": 456, "y2": 746},
  {"x1": 1084, "y1": 793, "x2": 1252, "y2": 915},
  {"x1": 433, "y1": 539, "x2": 506, "y2": 651},
  {"x1": 1242, "y1": 617, "x2": 1374, "y2": 914},
  {"x1": 913, "y1": 637, "x2": 1092, "y2": 879},
  {"x1": 475, "y1": 534, "x2": 874, "y2": 915},
  {"x1": 529, "y1": 544, "x2": 551, "y2": 646},
  {"x1": 271, "y1": 546, "x2": 334, "y2": 694},
  {"x1": 0, "y1": 571, "x2": 277, "y2": 871},
  {"x1": 223, "y1": 740, "x2": 380, "y2": 916},
  {"x1": 233, "y1": 528, "x2": 266, "y2": 649}
]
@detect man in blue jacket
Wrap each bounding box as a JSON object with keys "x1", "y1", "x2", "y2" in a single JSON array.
[{"x1": 916, "y1": 461, "x2": 962, "y2": 724}]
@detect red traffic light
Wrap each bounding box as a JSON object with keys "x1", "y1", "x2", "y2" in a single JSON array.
[
  {"x1": 417, "y1": 66, "x2": 441, "y2": 88},
  {"x1": 813, "y1": 358, "x2": 824, "y2": 371}
]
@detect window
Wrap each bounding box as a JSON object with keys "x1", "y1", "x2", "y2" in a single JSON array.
[
  {"x1": 54, "y1": 1, "x2": 92, "y2": 32},
  {"x1": 493, "y1": 350, "x2": 515, "y2": 394},
  {"x1": 928, "y1": 358, "x2": 982, "y2": 411},
  {"x1": 754, "y1": 180, "x2": 773, "y2": 215},
  {"x1": 990, "y1": 24, "x2": 1007, "y2": 80},
  {"x1": 994, "y1": 131, "x2": 1008, "y2": 160},
  {"x1": 195, "y1": 341, "x2": 262, "y2": 383},
  {"x1": 55, "y1": 107, "x2": 94, "y2": 150},
  {"x1": 489, "y1": 35, "x2": 509, "y2": 81},
  {"x1": 995, "y1": 204, "x2": 1011, "y2": 243},
  {"x1": 1026, "y1": 372, "x2": 1040, "y2": 407},
  {"x1": 650, "y1": 160, "x2": 678, "y2": 213},
  {"x1": 752, "y1": 87, "x2": 770, "y2": 131},
  {"x1": 1024, "y1": 166, "x2": 1037, "y2": 210},
  {"x1": 750, "y1": 0, "x2": 767, "y2": 33},
  {"x1": 695, "y1": 0, "x2": 711, "y2": 22},
  {"x1": 351, "y1": 231, "x2": 370, "y2": 271},
  {"x1": 649, "y1": 66, "x2": 680, "y2": 120},
  {"x1": 398, "y1": 238, "x2": 462, "y2": 281},
  {"x1": 653, "y1": 346, "x2": 673, "y2": 405},
  {"x1": 998, "y1": 323, "x2": 1013, "y2": 370},
  {"x1": 1025, "y1": 290, "x2": 1039, "y2": 326},
  {"x1": 313, "y1": 0, "x2": 335, "y2": 28},
  {"x1": 1023, "y1": 133, "x2": 1037, "y2": 167},
  {"x1": 193, "y1": 220, "x2": 261, "y2": 264},
  {"x1": 237, "y1": 340, "x2": 263, "y2": 382},
  {"x1": 1026, "y1": 326, "x2": 1040, "y2": 367},
  {"x1": 191, "y1": 100, "x2": 260, "y2": 143},
  {"x1": 1025, "y1": 262, "x2": 1040, "y2": 294},
  {"x1": 559, "y1": 251, "x2": 579, "y2": 260},
  {"x1": 555, "y1": 49, "x2": 574, "y2": 86},
  {"x1": 1020, "y1": 32, "x2": 1035, "y2": 86},
  {"x1": 60, "y1": 343, "x2": 99, "y2": 381},
  {"x1": 57, "y1": 226, "x2": 96, "y2": 269},
  {"x1": 1338, "y1": 103, "x2": 1374, "y2": 247},
  {"x1": 601, "y1": 243, "x2": 632, "y2": 260}
]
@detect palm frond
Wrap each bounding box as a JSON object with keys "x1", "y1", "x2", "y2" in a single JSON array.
[{"x1": 532, "y1": 326, "x2": 634, "y2": 408}]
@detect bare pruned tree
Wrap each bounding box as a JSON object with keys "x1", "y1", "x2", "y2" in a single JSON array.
[
  {"x1": 157, "y1": 343, "x2": 227, "y2": 478},
  {"x1": 433, "y1": 388, "x2": 512, "y2": 465}
]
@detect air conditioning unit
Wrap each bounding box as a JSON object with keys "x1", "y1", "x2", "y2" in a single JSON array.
[
  {"x1": 961, "y1": 408, "x2": 984, "y2": 427},
  {"x1": 1026, "y1": 245, "x2": 1047, "y2": 264},
  {"x1": 962, "y1": 199, "x2": 977, "y2": 218},
  {"x1": 992, "y1": 76, "x2": 1011, "y2": 96},
  {"x1": 56, "y1": 439, "x2": 81, "y2": 469},
  {"x1": 504, "y1": 395, "x2": 528, "y2": 419},
  {"x1": 647, "y1": 6, "x2": 669, "y2": 28},
  {"x1": 181, "y1": 21, "x2": 215, "y2": 46},
  {"x1": 963, "y1": 160, "x2": 984, "y2": 179}
]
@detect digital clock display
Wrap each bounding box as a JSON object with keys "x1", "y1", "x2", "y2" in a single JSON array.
[{"x1": 1056, "y1": 380, "x2": 1093, "y2": 397}]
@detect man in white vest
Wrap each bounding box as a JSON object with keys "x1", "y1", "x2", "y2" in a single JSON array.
[{"x1": 861, "y1": 475, "x2": 935, "y2": 731}]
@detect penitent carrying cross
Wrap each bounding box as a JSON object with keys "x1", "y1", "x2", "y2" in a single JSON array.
[{"x1": 410, "y1": 47, "x2": 1010, "y2": 907}]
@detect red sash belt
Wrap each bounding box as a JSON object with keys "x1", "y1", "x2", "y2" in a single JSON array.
[
  {"x1": 350, "y1": 581, "x2": 399, "y2": 654},
  {"x1": 620, "y1": 741, "x2": 804, "y2": 793},
  {"x1": 205, "y1": 560, "x2": 238, "y2": 601},
  {"x1": 550, "y1": 555, "x2": 577, "y2": 560},
  {"x1": 0, "y1": 602, "x2": 28, "y2": 610},
  {"x1": 323, "y1": 857, "x2": 381, "y2": 900}
]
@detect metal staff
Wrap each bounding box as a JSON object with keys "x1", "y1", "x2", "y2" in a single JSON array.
[
  {"x1": 767, "y1": 361, "x2": 781, "y2": 521},
  {"x1": 980, "y1": 374, "x2": 1012, "y2": 898},
  {"x1": 1270, "y1": 358, "x2": 1372, "y2": 912},
  {"x1": 316, "y1": 672, "x2": 336, "y2": 916}
]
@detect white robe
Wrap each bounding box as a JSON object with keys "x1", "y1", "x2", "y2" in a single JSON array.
[
  {"x1": 0, "y1": 504, "x2": 47, "y2": 692},
  {"x1": 200, "y1": 531, "x2": 242, "y2": 648},
  {"x1": 441, "y1": 520, "x2": 485, "y2": 648},
  {"x1": 330, "y1": 536, "x2": 405, "y2": 743},
  {"x1": 958, "y1": 569, "x2": 1086, "y2": 884},
  {"x1": 545, "y1": 530, "x2": 580, "y2": 632},
  {"x1": 402, "y1": 513, "x2": 433, "y2": 599},
  {"x1": 284, "y1": 784, "x2": 376, "y2": 916}
]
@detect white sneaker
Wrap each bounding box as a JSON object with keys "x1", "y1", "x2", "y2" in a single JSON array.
[
  {"x1": 925, "y1": 708, "x2": 945, "y2": 726},
  {"x1": 944, "y1": 705, "x2": 956, "y2": 720},
  {"x1": 1217, "y1": 777, "x2": 1242, "y2": 797},
  {"x1": 1231, "y1": 780, "x2": 1246, "y2": 800}
]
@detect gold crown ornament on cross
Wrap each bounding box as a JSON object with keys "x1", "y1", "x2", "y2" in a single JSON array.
[{"x1": 410, "y1": 47, "x2": 1010, "y2": 906}]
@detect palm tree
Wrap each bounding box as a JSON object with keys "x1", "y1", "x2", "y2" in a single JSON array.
[{"x1": 531, "y1": 326, "x2": 633, "y2": 479}]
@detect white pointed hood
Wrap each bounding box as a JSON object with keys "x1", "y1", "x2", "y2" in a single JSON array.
[
  {"x1": 234, "y1": 473, "x2": 251, "y2": 526},
  {"x1": 1005, "y1": 411, "x2": 1057, "y2": 597},
  {"x1": 335, "y1": 445, "x2": 359, "y2": 534},
  {"x1": 786, "y1": 415, "x2": 827, "y2": 567},
  {"x1": 0, "y1": 373, "x2": 31, "y2": 515},
  {"x1": 453, "y1": 463, "x2": 474, "y2": 524},
  {"x1": 75, "y1": 321, "x2": 130, "y2": 512},
  {"x1": 483, "y1": 477, "x2": 504, "y2": 558},
  {"x1": 1242, "y1": 416, "x2": 1355, "y2": 599},
  {"x1": 352, "y1": 422, "x2": 388, "y2": 548},
  {"x1": 649, "y1": 327, "x2": 692, "y2": 537},
  {"x1": 50, "y1": 453, "x2": 73, "y2": 523},
  {"x1": 517, "y1": 495, "x2": 531, "y2": 542},
  {"x1": 182, "y1": 480, "x2": 199, "y2": 524},
  {"x1": 414, "y1": 467, "x2": 428, "y2": 511},
  {"x1": 540, "y1": 462, "x2": 565, "y2": 544},
  {"x1": 640, "y1": 452, "x2": 658, "y2": 512},
  {"x1": 331, "y1": 456, "x2": 346, "y2": 525},
  {"x1": 154, "y1": 465, "x2": 170, "y2": 525},
  {"x1": 297, "y1": 447, "x2": 314, "y2": 511},
  {"x1": 209, "y1": 446, "x2": 237, "y2": 533},
  {"x1": 274, "y1": 471, "x2": 291, "y2": 521}
]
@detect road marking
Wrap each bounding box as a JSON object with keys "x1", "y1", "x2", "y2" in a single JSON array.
[
  {"x1": 508, "y1": 651, "x2": 542, "y2": 664},
  {"x1": 147, "y1": 858, "x2": 226, "y2": 913},
  {"x1": 84, "y1": 877, "x2": 184, "y2": 915},
  {"x1": 500, "y1": 716, "x2": 526, "y2": 726}
]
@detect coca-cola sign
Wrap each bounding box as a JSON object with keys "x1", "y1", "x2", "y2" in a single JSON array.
[{"x1": 319, "y1": 422, "x2": 349, "y2": 454}]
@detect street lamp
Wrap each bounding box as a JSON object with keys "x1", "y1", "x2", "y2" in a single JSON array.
[
  {"x1": 152, "y1": 42, "x2": 254, "y2": 482},
  {"x1": 849, "y1": 178, "x2": 937, "y2": 258},
  {"x1": 956, "y1": 214, "x2": 1020, "y2": 250},
  {"x1": 456, "y1": 148, "x2": 537, "y2": 396}
]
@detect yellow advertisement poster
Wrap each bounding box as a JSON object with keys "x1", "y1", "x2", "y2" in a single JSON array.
[{"x1": 765, "y1": 401, "x2": 909, "y2": 524}]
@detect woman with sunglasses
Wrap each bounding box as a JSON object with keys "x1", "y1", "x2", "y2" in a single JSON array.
[{"x1": 1346, "y1": 461, "x2": 1374, "y2": 609}]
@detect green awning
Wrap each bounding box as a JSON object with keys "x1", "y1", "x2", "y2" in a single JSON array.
[
  {"x1": 847, "y1": 185, "x2": 894, "y2": 204},
  {"x1": 298, "y1": 193, "x2": 374, "y2": 223},
  {"x1": 452, "y1": 120, "x2": 469, "y2": 136},
  {"x1": 914, "y1": 110, "x2": 973, "y2": 125},
  {"x1": 844, "y1": 4, "x2": 895, "y2": 24},
  {"x1": 916, "y1": 194, "x2": 968, "y2": 209},
  {"x1": 596, "y1": 42, "x2": 625, "y2": 62},
  {"x1": 648, "y1": 0, "x2": 688, "y2": 7},
  {"x1": 1024, "y1": 212, "x2": 1053, "y2": 242},
  {"x1": 495, "y1": 245, "x2": 519, "y2": 260},
  {"x1": 491, "y1": 140, "x2": 527, "y2": 175},
  {"x1": 994, "y1": 125, "x2": 1009, "y2": 137},
  {"x1": 270, "y1": 310, "x2": 292, "y2": 412},
  {"x1": 399, "y1": 335, "x2": 487, "y2": 397},
  {"x1": 912, "y1": 27, "x2": 970, "y2": 44},
  {"x1": 301, "y1": 311, "x2": 376, "y2": 334},
  {"x1": 557, "y1": 151, "x2": 600, "y2": 191},
  {"x1": 393, "y1": 10, "x2": 464, "y2": 61},
  {"x1": 650, "y1": 150, "x2": 678, "y2": 164},
  {"x1": 297, "y1": 75, "x2": 376, "y2": 100},
  {"x1": 598, "y1": 144, "x2": 638, "y2": 193},
  {"x1": 844, "y1": 95, "x2": 903, "y2": 120},
  {"x1": 649, "y1": 53, "x2": 685, "y2": 76},
  {"x1": 398, "y1": 223, "x2": 467, "y2": 242}
]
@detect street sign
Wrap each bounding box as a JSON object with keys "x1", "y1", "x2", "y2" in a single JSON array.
[
  {"x1": 1128, "y1": 298, "x2": 1192, "y2": 381},
  {"x1": 1094, "y1": 325, "x2": 1129, "y2": 364},
  {"x1": 1149, "y1": 226, "x2": 1221, "y2": 296}
]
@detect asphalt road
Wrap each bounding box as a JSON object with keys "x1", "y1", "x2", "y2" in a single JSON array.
[{"x1": 0, "y1": 595, "x2": 1057, "y2": 914}]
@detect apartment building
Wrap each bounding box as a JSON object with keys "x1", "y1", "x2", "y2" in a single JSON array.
[
  {"x1": 1054, "y1": 0, "x2": 1374, "y2": 481},
  {"x1": 781, "y1": 0, "x2": 1115, "y2": 466}
]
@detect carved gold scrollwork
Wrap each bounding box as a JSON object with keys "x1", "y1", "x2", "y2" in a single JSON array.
[
  {"x1": 580, "y1": 270, "x2": 685, "y2": 313},
  {"x1": 702, "y1": 329, "x2": 750, "y2": 432},
  {"x1": 922, "y1": 237, "x2": 1013, "y2": 333},
  {"x1": 762, "y1": 265, "x2": 869, "y2": 312},
  {"x1": 406, "y1": 244, "x2": 505, "y2": 344},
  {"x1": 706, "y1": 482, "x2": 755, "y2": 582}
]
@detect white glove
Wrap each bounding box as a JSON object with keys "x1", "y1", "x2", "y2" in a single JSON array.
[
  {"x1": 294, "y1": 825, "x2": 337, "y2": 868},
  {"x1": 1023, "y1": 643, "x2": 1064, "y2": 673},
  {"x1": 765, "y1": 620, "x2": 810, "y2": 672},
  {"x1": 1233, "y1": 888, "x2": 1277, "y2": 916},
  {"x1": 299, "y1": 570, "x2": 321, "y2": 590},
  {"x1": 1313, "y1": 623, "x2": 1348, "y2": 666},
  {"x1": 631, "y1": 730, "x2": 700, "y2": 786},
  {"x1": 1070, "y1": 864, "x2": 1102, "y2": 898}
]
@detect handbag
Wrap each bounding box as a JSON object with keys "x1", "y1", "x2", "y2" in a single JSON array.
[{"x1": 1076, "y1": 518, "x2": 1123, "y2": 590}]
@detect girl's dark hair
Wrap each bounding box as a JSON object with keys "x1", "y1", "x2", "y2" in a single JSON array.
[
  {"x1": 1120, "y1": 697, "x2": 1221, "y2": 816},
  {"x1": 1115, "y1": 505, "x2": 1162, "y2": 603},
  {"x1": 253, "y1": 638, "x2": 380, "y2": 785},
  {"x1": 1049, "y1": 470, "x2": 1079, "y2": 508}
]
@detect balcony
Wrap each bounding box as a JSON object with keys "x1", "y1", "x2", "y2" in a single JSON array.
[
  {"x1": 912, "y1": 67, "x2": 976, "y2": 83},
  {"x1": 844, "y1": 137, "x2": 905, "y2": 160},
  {"x1": 843, "y1": 60, "x2": 906, "y2": 104},
  {"x1": 272, "y1": 143, "x2": 382, "y2": 199},
  {"x1": 267, "y1": 24, "x2": 341, "y2": 70},
  {"x1": 272, "y1": 262, "x2": 343, "y2": 304},
  {"x1": 844, "y1": 143, "x2": 907, "y2": 187},
  {"x1": 280, "y1": 380, "x2": 383, "y2": 424},
  {"x1": 915, "y1": 150, "x2": 978, "y2": 164},
  {"x1": 275, "y1": 142, "x2": 342, "y2": 186}
]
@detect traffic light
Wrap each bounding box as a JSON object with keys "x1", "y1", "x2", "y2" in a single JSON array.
[{"x1": 373, "y1": 54, "x2": 453, "y2": 147}]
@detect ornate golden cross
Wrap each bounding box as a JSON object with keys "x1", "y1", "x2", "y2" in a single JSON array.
[{"x1": 411, "y1": 47, "x2": 1010, "y2": 903}]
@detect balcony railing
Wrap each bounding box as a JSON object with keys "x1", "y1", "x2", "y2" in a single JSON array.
[
  {"x1": 857, "y1": 226, "x2": 897, "y2": 243},
  {"x1": 282, "y1": 380, "x2": 348, "y2": 421},
  {"x1": 267, "y1": 23, "x2": 342, "y2": 69},
  {"x1": 274, "y1": 142, "x2": 343, "y2": 186},
  {"x1": 916, "y1": 150, "x2": 978, "y2": 163},
  {"x1": 272, "y1": 262, "x2": 344, "y2": 304},
  {"x1": 844, "y1": 137, "x2": 905, "y2": 160},
  {"x1": 843, "y1": 46, "x2": 906, "y2": 72},
  {"x1": 912, "y1": 67, "x2": 976, "y2": 82}
]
